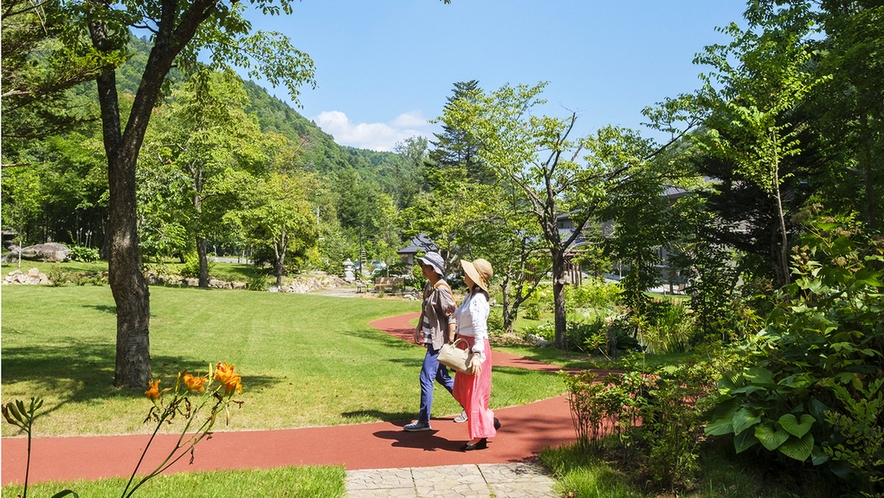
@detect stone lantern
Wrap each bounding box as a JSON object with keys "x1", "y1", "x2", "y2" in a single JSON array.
[{"x1": 343, "y1": 258, "x2": 355, "y2": 282}]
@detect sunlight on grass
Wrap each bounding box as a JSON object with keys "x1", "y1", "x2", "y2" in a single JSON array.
[
  {"x1": 1, "y1": 465, "x2": 346, "y2": 498},
  {"x1": 1, "y1": 284, "x2": 565, "y2": 437}
]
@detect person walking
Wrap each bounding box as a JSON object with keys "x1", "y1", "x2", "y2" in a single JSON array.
[
  {"x1": 403, "y1": 252, "x2": 460, "y2": 432},
  {"x1": 452, "y1": 258, "x2": 500, "y2": 450}
]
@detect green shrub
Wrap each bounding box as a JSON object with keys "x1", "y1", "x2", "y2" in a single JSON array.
[
  {"x1": 46, "y1": 265, "x2": 67, "y2": 286},
  {"x1": 704, "y1": 220, "x2": 884, "y2": 495},
  {"x1": 524, "y1": 320, "x2": 555, "y2": 341},
  {"x1": 565, "y1": 277, "x2": 622, "y2": 310},
  {"x1": 246, "y1": 273, "x2": 267, "y2": 291},
  {"x1": 523, "y1": 301, "x2": 541, "y2": 320},
  {"x1": 69, "y1": 245, "x2": 100, "y2": 263},
  {"x1": 487, "y1": 307, "x2": 505, "y2": 333},
  {"x1": 179, "y1": 253, "x2": 213, "y2": 278},
  {"x1": 640, "y1": 301, "x2": 696, "y2": 354}
]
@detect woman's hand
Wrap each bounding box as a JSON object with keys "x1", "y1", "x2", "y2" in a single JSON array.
[
  {"x1": 466, "y1": 357, "x2": 482, "y2": 375},
  {"x1": 413, "y1": 327, "x2": 423, "y2": 345}
]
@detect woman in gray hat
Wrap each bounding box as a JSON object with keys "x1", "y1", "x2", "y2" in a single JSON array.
[{"x1": 403, "y1": 251, "x2": 461, "y2": 432}]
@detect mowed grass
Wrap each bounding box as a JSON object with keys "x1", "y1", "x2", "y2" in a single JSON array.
[
  {"x1": 1, "y1": 284, "x2": 567, "y2": 437},
  {"x1": 2, "y1": 465, "x2": 346, "y2": 498}
]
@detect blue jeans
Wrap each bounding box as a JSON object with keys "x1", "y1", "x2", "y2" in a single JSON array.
[{"x1": 418, "y1": 343, "x2": 454, "y2": 423}]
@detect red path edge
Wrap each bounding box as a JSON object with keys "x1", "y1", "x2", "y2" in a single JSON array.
[{"x1": 2, "y1": 311, "x2": 589, "y2": 485}]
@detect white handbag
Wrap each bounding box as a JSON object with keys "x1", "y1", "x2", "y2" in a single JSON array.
[{"x1": 438, "y1": 338, "x2": 472, "y2": 373}]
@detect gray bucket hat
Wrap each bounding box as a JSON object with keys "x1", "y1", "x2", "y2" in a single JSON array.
[{"x1": 417, "y1": 252, "x2": 445, "y2": 277}]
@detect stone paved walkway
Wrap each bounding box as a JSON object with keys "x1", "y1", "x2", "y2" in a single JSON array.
[{"x1": 345, "y1": 462, "x2": 558, "y2": 498}]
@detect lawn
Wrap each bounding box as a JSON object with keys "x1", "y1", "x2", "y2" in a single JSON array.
[
  {"x1": 1, "y1": 283, "x2": 566, "y2": 437},
  {"x1": 2, "y1": 466, "x2": 346, "y2": 498}
]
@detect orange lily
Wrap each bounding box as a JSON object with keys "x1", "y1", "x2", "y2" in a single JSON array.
[
  {"x1": 182, "y1": 373, "x2": 208, "y2": 393},
  {"x1": 214, "y1": 362, "x2": 243, "y2": 395},
  {"x1": 144, "y1": 379, "x2": 170, "y2": 401}
]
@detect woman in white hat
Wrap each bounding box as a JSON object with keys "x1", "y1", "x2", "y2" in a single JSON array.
[{"x1": 452, "y1": 258, "x2": 501, "y2": 450}]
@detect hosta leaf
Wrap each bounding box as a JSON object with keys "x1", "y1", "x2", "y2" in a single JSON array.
[
  {"x1": 705, "y1": 416, "x2": 734, "y2": 436},
  {"x1": 718, "y1": 372, "x2": 742, "y2": 392},
  {"x1": 778, "y1": 413, "x2": 815, "y2": 438},
  {"x1": 732, "y1": 407, "x2": 761, "y2": 435},
  {"x1": 778, "y1": 432, "x2": 814, "y2": 462},
  {"x1": 755, "y1": 423, "x2": 789, "y2": 451},
  {"x1": 734, "y1": 427, "x2": 759, "y2": 453},
  {"x1": 811, "y1": 446, "x2": 829, "y2": 466},
  {"x1": 745, "y1": 367, "x2": 775, "y2": 385}
]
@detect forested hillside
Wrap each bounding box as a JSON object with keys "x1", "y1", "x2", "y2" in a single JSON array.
[{"x1": 2, "y1": 34, "x2": 424, "y2": 274}]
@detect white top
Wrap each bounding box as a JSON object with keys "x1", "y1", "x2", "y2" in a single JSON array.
[{"x1": 454, "y1": 290, "x2": 490, "y2": 362}]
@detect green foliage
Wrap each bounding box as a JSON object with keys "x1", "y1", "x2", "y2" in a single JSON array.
[
  {"x1": 638, "y1": 300, "x2": 697, "y2": 354},
  {"x1": 523, "y1": 301, "x2": 541, "y2": 320},
  {"x1": 704, "y1": 219, "x2": 884, "y2": 494},
  {"x1": 565, "y1": 277, "x2": 622, "y2": 311},
  {"x1": 246, "y1": 273, "x2": 268, "y2": 291},
  {"x1": 46, "y1": 265, "x2": 68, "y2": 287},
  {"x1": 68, "y1": 246, "x2": 99, "y2": 263},
  {"x1": 179, "y1": 254, "x2": 213, "y2": 279},
  {"x1": 562, "y1": 350, "x2": 729, "y2": 493},
  {"x1": 561, "y1": 371, "x2": 639, "y2": 453}
]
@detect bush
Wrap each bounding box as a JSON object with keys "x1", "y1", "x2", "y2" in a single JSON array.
[
  {"x1": 179, "y1": 253, "x2": 213, "y2": 278},
  {"x1": 69, "y1": 246, "x2": 100, "y2": 263},
  {"x1": 561, "y1": 354, "x2": 723, "y2": 493},
  {"x1": 639, "y1": 301, "x2": 696, "y2": 354},
  {"x1": 522, "y1": 301, "x2": 541, "y2": 320},
  {"x1": 46, "y1": 265, "x2": 68, "y2": 286},
  {"x1": 704, "y1": 220, "x2": 884, "y2": 495},
  {"x1": 565, "y1": 277, "x2": 622, "y2": 310},
  {"x1": 246, "y1": 274, "x2": 267, "y2": 291}
]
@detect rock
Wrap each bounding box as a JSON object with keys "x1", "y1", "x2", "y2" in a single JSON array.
[
  {"x1": 3, "y1": 268, "x2": 49, "y2": 285},
  {"x1": 4, "y1": 243, "x2": 71, "y2": 262},
  {"x1": 208, "y1": 279, "x2": 229, "y2": 289},
  {"x1": 526, "y1": 333, "x2": 554, "y2": 347}
]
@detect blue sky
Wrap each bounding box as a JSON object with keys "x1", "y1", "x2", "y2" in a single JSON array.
[{"x1": 248, "y1": 0, "x2": 748, "y2": 151}]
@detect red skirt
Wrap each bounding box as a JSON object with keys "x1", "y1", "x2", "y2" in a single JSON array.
[{"x1": 452, "y1": 336, "x2": 496, "y2": 439}]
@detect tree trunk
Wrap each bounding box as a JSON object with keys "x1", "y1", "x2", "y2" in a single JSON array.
[
  {"x1": 94, "y1": 70, "x2": 152, "y2": 388},
  {"x1": 275, "y1": 229, "x2": 286, "y2": 289},
  {"x1": 859, "y1": 115, "x2": 878, "y2": 230},
  {"x1": 87, "y1": 0, "x2": 214, "y2": 388},
  {"x1": 551, "y1": 248, "x2": 568, "y2": 350},
  {"x1": 197, "y1": 236, "x2": 209, "y2": 287}
]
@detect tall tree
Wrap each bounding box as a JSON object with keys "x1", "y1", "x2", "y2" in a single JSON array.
[
  {"x1": 143, "y1": 69, "x2": 269, "y2": 286},
  {"x1": 693, "y1": 17, "x2": 827, "y2": 286},
  {"x1": 429, "y1": 80, "x2": 494, "y2": 183},
  {"x1": 84, "y1": 0, "x2": 316, "y2": 388},
  {"x1": 228, "y1": 172, "x2": 317, "y2": 288},
  {"x1": 443, "y1": 82, "x2": 651, "y2": 349}
]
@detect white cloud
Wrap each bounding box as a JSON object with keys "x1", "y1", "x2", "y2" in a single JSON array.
[{"x1": 313, "y1": 110, "x2": 436, "y2": 152}]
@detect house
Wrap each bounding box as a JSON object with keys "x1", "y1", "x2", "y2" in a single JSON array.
[{"x1": 396, "y1": 234, "x2": 437, "y2": 266}]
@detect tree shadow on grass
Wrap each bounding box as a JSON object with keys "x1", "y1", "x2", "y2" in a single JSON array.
[
  {"x1": 340, "y1": 326, "x2": 419, "y2": 352},
  {"x1": 82, "y1": 304, "x2": 117, "y2": 314},
  {"x1": 0, "y1": 340, "x2": 282, "y2": 421}
]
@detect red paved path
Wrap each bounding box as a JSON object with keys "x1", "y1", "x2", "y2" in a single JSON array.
[{"x1": 2, "y1": 312, "x2": 582, "y2": 485}]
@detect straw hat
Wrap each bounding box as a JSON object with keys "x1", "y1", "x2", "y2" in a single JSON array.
[{"x1": 461, "y1": 259, "x2": 493, "y2": 292}]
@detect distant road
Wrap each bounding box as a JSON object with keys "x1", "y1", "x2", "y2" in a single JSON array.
[{"x1": 212, "y1": 256, "x2": 252, "y2": 264}]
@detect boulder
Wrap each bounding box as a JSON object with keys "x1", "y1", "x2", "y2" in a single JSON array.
[{"x1": 4, "y1": 243, "x2": 72, "y2": 262}]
